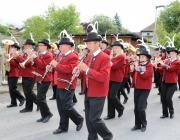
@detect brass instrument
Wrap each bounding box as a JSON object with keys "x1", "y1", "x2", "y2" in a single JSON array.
[
  {"x1": 127, "y1": 43, "x2": 136, "y2": 54},
  {"x1": 2, "y1": 39, "x2": 15, "y2": 72}
]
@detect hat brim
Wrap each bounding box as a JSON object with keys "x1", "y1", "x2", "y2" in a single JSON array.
[
  {"x1": 111, "y1": 44, "x2": 124, "y2": 49},
  {"x1": 58, "y1": 42, "x2": 74, "y2": 47},
  {"x1": 24, "y1": 42, "x2": 35, "y2": 46},
  {"x1": 167, "y1": 50, "x2": 178, "y2": 54},
  {"x1": 84, "y1": 38, "x2": 102, "y2": 42},
  {"x1": 38, "y1": 41, "x2": 51, "y2": 48},
  {"x1": 137, "y1": 53, "x2": 151, "y2": 59},
  {"x1": 11, "y1": 45, "x2": 20, "y2": 50}
]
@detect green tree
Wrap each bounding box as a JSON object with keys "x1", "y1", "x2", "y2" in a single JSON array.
[
  {"x1": 22, "y1": 16, "x2": 49, "y2": 42},
  {"x1": 0, "y1": 25, "x2": 10, "y2": 35},
  {"x1": 114, "y1": 13, "x2": 122, "y2": 31},
  {"x1": 121, "y1": 27, "x2": 131, "y2": 33},
  {"x1": 45, "y1": 3, "x2": 85, "y2": 39},
  {"x1": 159, "y1": 0, "x2": 180, "y2": 33},
  {"x1": 90, "y1": 14, "x2": 119, "y2": 34}
]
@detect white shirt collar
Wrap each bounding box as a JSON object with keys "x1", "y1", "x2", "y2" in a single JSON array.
[
  {"x1": 65, "y1": 50, "x2": 72, "y2": 56},
  {"x1": 93, "y1": 48, "x2": 101, "y2": 57},
  {"x1": 40, "y1": 50, "x2": 47, "y2": 55},
  {"x1": 170, "y1": 57, "x2": 177, "y2": 62}
]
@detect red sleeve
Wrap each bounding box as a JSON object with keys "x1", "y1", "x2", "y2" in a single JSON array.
[
  {"x1": 16, "y1": 55, "x2": 33, "y2": 67},
  {"x1": 167, "y1": 61, "x2": 180, "y2": 72},
  {"x1": 111, "y1": 55, "x2": 126, "y2": 70},
  {"x1": 87, "y1": 56, "x2": 110, "y2": 82},
  {"x1": 10, "y1": 59, "x2": 19, "y2": 67}
]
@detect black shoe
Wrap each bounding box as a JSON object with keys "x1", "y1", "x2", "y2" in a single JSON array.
[
  {"x1": 160, "y1": 115, "x2": 168, "y2": 119},
  {"x1": 42, "y1": 113, "x2": 53, "y2": 123},
  {"x1": 104, "y1": 133, "x2": 113, "y2": 140},
  {"x1": 20, "y1": 108, "x2": 32, "y2": 113},
  {"x1": 37, "y1": 118, "x2": 44, "y2": 122},
  {"x1": 123, "y1": 98, "x2": 128, "y2": 104},
  {"x1": 72, "y1": 102, "x2": 77, "y2": 106},
  {"x1": 157, "y1": 93, "x2": 160, "y2": 95},
  {"x1": 36, "y1": 106, "x2": 40, "y2": 111},
  {"x1": 76, "y1": 119, "x2": 84, "y2": 131},
  {"x1": 141, "y1": 126, "x2": 146, "y2": 132},
  {"x1": 83, "y1": 109, "x2": 85, "y2": 111},
  {"x1": 7, "y1": 104, "x2": 17, "y2": 108},
  {"x1": 49, "y1": 97, "x2": 56, "y2": 100},
  {"x1": 170, "y1": 114, "x2": 174, "y2": 119},
  {"x1": 19, "y1": 99, "x2": 25, "y2": 106},
  {"x1": 131, "y1": 126, "x2": 141, "y2": 131},
  {"x1": 118, "y1": 112, "x2": 123, "y2": 118},
  {"x1": 53, "y1": 128, "x2": 68, "y2": 134},
  {"x1": 104, "y1": 117, "x2": 114, "y2": 120},
  {"x1": 178, "y1": 96, "x2": 180, "y2": 98},
  {"x1": 154, "y1": 86, "x2": 158, "y2": 88}
]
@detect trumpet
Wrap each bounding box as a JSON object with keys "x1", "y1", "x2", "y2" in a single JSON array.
[
  {"x1": 19, "y1": 57, "x2": 30, "y2": 68},
  {"x1": 57, "y1": 49, "x2": 89, "y2": 91}
]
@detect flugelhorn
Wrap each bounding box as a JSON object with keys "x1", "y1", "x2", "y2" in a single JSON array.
[{"x1": 19, "y1": 57, "x2": 30, "y2": 68}]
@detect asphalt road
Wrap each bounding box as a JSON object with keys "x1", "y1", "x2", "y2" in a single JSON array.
[{"x1": 1, "y1": 84, "x2": 180, "y2": 140}]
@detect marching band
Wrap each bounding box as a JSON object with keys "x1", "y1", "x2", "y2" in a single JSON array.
[{"x1": 2, "y1": 22, "x2": 180, "y2": 140}]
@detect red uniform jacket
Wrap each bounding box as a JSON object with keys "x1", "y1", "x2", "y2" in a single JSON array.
[
  {"x1": 73, "y1": 50, "x2": 78, "y2": 56},
  {"x1": 157, "y1": 59, "x2": 180, "y2": 83},
  {"x1": 8, "y1": 59, "x2": 19, "y2": 77},
  {"x1": 103, "y1": 49, "x2": 111, "y2": 56},
  {"x1": 79, "y1": 52, "x2": 111, "y2": 97},
  {"x1": 55, "y1": 52, "x2": 78, "y2": 89},
  {"x1": 16, "y1": 54, "x2": 35, "y2": 78},
  {"x1": 110, "y1": 54, "x2": 126, "y2": 82},
  {"x1": 135, "y1": 63, "x2": 153, "y2": 90},
  {"x1": 34, "y1": 52, "x2": 53, "y2": 82}
]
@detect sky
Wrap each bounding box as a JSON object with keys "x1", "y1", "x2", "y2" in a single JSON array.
[{"x1": 0, "y1": 0, "x2": 176, "y2": 32}]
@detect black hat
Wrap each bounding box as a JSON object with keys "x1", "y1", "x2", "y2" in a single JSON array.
[
  {"x1": 101, "y1": 40, "x2": 109, "y2": 45},
  {"x1": 166, "y1": 46, "x2": 170, "y2": 52},
  {"x1": 55, "y1": 42, "x2": 59, "y2": 48},
  {"x1": 167, "y1": 47, "x2": 178, "y2": 54},
  {"x1": 139, "y1": 45, "x2": 147, "y2": 51},
  {"x1": 154, "y1": 47, "x2": 160, "y2": 51},
  {"x1": 137, "y1": 50, "x2": 151, "y2": 59},
  {"x1": 38, "y1": 39, "x2": 51, "y2": 49},
  {"x1": 178, "y1": 50, "x2": 180, "y2": 54},
  {"x1": 59, "y1": 37, "x2": 74, "y2": 47},
  {"x1": 24, "y1": 39, "x2": 35, "y2": 46},
  {"x1": 11, "y1": 43, "x2": 20, "y2": 50},
  {"x1": 84, "y1": 32, "x2": 102, "y2": 42},
  {"x1": 111, "y1": 41, "x2": 124, "y2": 49}
]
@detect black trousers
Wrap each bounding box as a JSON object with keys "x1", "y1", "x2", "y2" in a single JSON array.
[
  {"x1": 134, "y1": 89, "x2": 150, "y2": 127},
  {"x1": 56, "y1": 89, "x2": 83, "y2": 131},
  {"x1": 118, "y1": 78, "x2": 128, "y2": 100},
  {"x1": 85, "y1": 90, "x2": 112, "y2": 140},
  {"x1": 22, "y1": 77, "x2": 37, "y2": 110},
  {"x1": 37, "y1": 82, "x2": 52, "y2": 118},
  {"x1": 155, "y1": 72, "x2": 161, "y2": 88},
  {"x1": 52, "y1": 85, "x2": 57, "y2": 98},
  {"x1": 7, "y1": 77, "x2": 24, "y2": 105},
  {"x1": 161, "y1": 82, "x2": 177, "y2": 116},
  {"x1": 73, "y1": 93, "x2": 78, "y2": 103},
  {"x1": 107, "y1": 81, "x2": 124, "y2": 118}
]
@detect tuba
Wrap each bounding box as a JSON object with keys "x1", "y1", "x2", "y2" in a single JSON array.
[
  {"x1": 127, "y1": 43, "x2": 136, "y2": 54},
  {"x1": 2, "y1": 39, "x2": 15, "y2": 72}
]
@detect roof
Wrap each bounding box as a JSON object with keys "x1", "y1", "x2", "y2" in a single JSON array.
[{"x1": 141, "y1": 22, "x2": 155, "y2": 32}]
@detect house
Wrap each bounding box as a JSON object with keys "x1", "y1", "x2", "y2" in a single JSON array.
[{"x1": 141, "y1": 22, "x2": 154, "y2": 40}]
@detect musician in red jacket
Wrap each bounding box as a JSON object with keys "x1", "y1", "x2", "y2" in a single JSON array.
[
  {"x1": 30, "y1": 39, "x2": 53, "y2": 123},
  {"x1": 50, "y1": 35, "x2": 84, "y2": 134},
  {"x1": 77, "y1": 31, "x2": 113, "y2": 140},
  {"x1": 101, "y1": 38, "x2": 111, "y2": 56},
  {"x1": 4, "y1": 43, "x2": 25, "y2": 108},
  {"x1": 49, "y1": 43, "x2": 60, "y2": 100},
  {"x1": 104, "y1": 40, "x2": 126, "y2": 120},
  {"x1": 157, "y1": 47, "x2": 180, "y2": 119},
  {"x1": 131, "y1": 49, "x2": 153, "y2": 132},
  {"x1": 14, "y1": 39, "x2": 38, "y2": 113}
]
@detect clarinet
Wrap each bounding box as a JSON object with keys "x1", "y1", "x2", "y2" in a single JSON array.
[
  {"x1": 57, "y1": 50, "x2": 89, "y2": 91},
  {"x1": 39, "y1": 51, "x2": 60, "y2": 84}
]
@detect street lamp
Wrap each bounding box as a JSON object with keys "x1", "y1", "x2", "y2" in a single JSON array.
[{"x1": 152, "y1": 5, "x2": 165, "y2": 45}]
